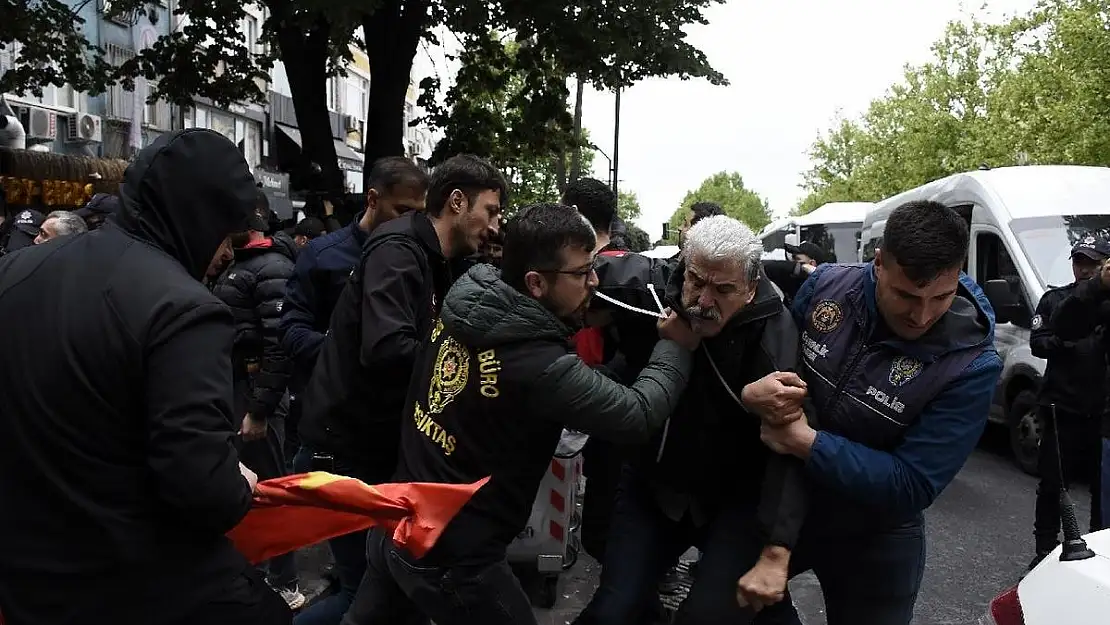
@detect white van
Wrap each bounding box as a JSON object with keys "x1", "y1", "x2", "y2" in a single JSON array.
[
  {"x1": 859, "y1": 165, "x2": 1110, "y2": 474},
  {"x1": 759, "y1": 202, "x2": 871, "y2": 263}
]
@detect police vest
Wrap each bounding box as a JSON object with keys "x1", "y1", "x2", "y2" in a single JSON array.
[{"x1": 799, "y1": 264, "x2": 985, "y2": 451}]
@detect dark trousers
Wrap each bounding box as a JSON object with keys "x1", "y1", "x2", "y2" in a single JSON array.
[
  {"x1": 753, "y1": 520, "x2": 927, "y2": 625},
  {"x1": 573, "y1": 467, "x2": 767, "y2": 625},
  {"x1": 1034, "y1": 405, "x2": 1103, "y2": 553},
  {"x1": 340, "y1": 530, "x2": 529, "y2": 625},
  {"x1": 236, "y1": 393, "x2": 298, "y2": 590},
  {"x1": 169, "y1": 567, "x2": 293, "y2": 625},
  {"x1": 581, "y1": 438, "x2": 624, "y2": 562},
  {"x1": 285, "y1": 392, "x2": 304, "y2": 473},
  {"x1": 292, "y1": 446, "x2": 383, "y2": 625}
]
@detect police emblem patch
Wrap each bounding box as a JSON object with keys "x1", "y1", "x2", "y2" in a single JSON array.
[
  {"x1": 888, "y1": 356, "x2": 923, "y2": 387},
  {"x1": 1084, "y1": 235, "x2": 1096, "y2": 245},
  {"x1": 810, "y1": 300, "x2": 844, "y2": 334},
  {"x1": 1031, "y1": 314, "x2": 1043, "y2": 330},
  {"x1": 428, "y1": 336, "x2": 470, "y2": 414}
]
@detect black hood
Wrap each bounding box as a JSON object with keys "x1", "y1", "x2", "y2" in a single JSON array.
[{"x1": 113, "y1": 129, "x2": 257, "y2": 280}]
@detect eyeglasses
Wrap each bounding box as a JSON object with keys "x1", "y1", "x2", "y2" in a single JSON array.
[{"x1": 539, "y1": 259, "x2": 596, "y2": 280}]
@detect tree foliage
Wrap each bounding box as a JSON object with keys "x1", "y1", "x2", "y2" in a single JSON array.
[
  {"x1": 797, "y1": 0, "x2": 1110, "y2": 212},
  {"x1": 665, "y1": 171, "x2": 771, "y2": 242},
  {"x1": 617, "y1": 190, "x2": 641, "y2": 222}
]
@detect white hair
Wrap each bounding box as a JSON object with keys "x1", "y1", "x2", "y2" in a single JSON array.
[
  {"x1": 45, "y1": 211, "x2": 88, "y2": 237},
  {"x1": 683, "y1": 215, "x2": 763, "y2": 284}
]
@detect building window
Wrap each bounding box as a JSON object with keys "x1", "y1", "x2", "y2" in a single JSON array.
[
  {"x1": 210, "y1": 110, "x2": 235, "y2": 142},
  {"x1": 2, "y1": 42, "x2": 78, "y2": 110},
  {"x1": 344, "y1": 75, "x2": 367, "y2": 120}
]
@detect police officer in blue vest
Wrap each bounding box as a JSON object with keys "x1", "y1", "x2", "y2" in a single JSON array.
[{"x1": 749, "y1": 200, "x2": 1003, "y2": 625}]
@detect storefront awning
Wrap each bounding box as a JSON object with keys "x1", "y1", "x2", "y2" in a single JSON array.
[{"x1": 275, "y1": 123, "x2": 364, "y2": 172}]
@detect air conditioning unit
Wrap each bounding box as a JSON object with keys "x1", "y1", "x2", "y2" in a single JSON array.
[
  {"x1": 67, "y1": 113, "x2": 104, "y2": 143},
  {"x1": 22, "y1": 108, "x2": 56, "y2": 141}
]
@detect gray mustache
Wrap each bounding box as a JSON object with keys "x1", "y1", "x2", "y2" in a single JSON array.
[{"x1": 685, "y1": 305, "x2": 721, "y2": 322}]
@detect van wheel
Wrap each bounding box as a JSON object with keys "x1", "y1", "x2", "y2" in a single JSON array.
[{"x1": 1008, "y1": 390, "x2": 1041, "y2": 476}]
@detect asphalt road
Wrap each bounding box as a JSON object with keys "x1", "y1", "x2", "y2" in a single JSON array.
[{"x1": 296, "y1": 426, "x2": 1094, "y2": 625}]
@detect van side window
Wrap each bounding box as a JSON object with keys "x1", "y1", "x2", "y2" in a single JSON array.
[
  {"x1": 863, "y1": 236, "x2": 880, "y2": 262},
  {"x1": 976, "y1": 232, "x2": 1032, "y2": 327}
]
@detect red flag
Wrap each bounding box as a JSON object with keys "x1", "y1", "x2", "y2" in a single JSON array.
[{"x1": 228, "y1": 472, "x2": 488, "y2": 565}]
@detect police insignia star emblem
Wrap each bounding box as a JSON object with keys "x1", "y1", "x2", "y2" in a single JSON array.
[
  {"x1": 810, "y1": 300, "x2": 844, "y2": 334},
  {"x1": 888, "y1": 356, "x2": 923, "y2": 387},
  {"x1": 428, "y1": 336, "x2": 470, "y2": 414},
  {"x1": 1031, "y1": 314, "x2": 1043, "y2": 331},
  {"x1": 1084, "y1": 235, "x2": 1096, "y2": 245}
]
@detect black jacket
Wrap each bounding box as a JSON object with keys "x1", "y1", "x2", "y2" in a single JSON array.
[
  {"x1": 1030, "y1": 282, "x2": 1105, "y2": 415},
  {"x1": 299, "y1": 212, "x2": 453, "y2": 472},
  {"x1": 762, "y1": 259, "x2": 811, "y2": 309},
  {"x1": 397, "y1": 265, "x2": 692, "y2": 565},
  {"x1": 213, "y1": 232, "x2": 297, "y2": 420},
  {"x1": 1043, "y1": 276, "x2": 1110, "y2": 435},
  {"x1": 0, "y1": 129, "x2": 257, "y2": 624},
  {"x1": 592, "y1": 253, "x2": 810, "y2": 548}
]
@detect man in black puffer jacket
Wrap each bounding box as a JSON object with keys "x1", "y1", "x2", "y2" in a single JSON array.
[{"x1": 212, "y1": 196, "x2": 303, "y2": 609}]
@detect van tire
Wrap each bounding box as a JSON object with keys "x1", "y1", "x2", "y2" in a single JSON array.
[{"x1": 1008, "y1": 389, "x2": 1041, "y2": 476}]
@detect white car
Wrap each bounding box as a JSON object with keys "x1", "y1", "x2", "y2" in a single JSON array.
[{"x1": 980, "y1": 528, "x2": 1110, "y2": 624}]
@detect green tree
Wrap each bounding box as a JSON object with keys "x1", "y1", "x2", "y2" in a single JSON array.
[
  {"x1": 617, "y1": 190, "x2": 641, "y2": 222},
  {"x1": 665, "y1": 172, "x2": 771, "y2": 242},
  {"x1": 624, "y1": 224, "x2": 651, "y2": 252}
]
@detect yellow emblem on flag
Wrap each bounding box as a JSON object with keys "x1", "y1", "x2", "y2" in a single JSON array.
[{"x1": 296, "y1": 472, "x2": 348, "y2": 490}]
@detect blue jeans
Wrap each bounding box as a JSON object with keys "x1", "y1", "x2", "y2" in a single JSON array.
[
  {"x1": 291, "y1": 446, "x2": 375, "y2": 625},
  {"x1": 1102, "y1": 438, "x2": 1110, "y2": 530},
  {"x1": 573, "y1": 467, "x2": 772, "y2": 625}
]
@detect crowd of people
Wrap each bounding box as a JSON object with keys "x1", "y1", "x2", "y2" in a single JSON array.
[{"x1": 3, "y1": 125, "x2": 1065, "y2": 625}]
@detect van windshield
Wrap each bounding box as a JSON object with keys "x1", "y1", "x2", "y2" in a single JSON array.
[
  {"x1": 800, "y1": 222, "x2": 862, "y2": 263},
  {"x1": 1011, "y1": 215, "x2": 1110, "y2": 288}
]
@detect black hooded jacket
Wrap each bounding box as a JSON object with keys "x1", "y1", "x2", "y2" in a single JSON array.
[
  {"x1": 0, "y1": 129, "x2": 259, "y2": 625},
  {"x1": 213, "y1": 232, "x2": 298, "y2": 420},
  {"x1": 591, "y1": 253, "x2": 810, "y2": 548}
]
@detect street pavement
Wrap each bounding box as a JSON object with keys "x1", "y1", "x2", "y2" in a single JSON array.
[{"x1": 296, "y1": 426, "x2": 1095, "y2": 625}]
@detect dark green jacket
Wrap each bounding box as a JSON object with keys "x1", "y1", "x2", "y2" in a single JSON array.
[{"x1": 395, "y1": 264, "x2": 692, "y2": 565}]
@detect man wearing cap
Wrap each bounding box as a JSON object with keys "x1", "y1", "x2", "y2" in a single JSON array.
[
  {"x1": 75, "y1": 193, "x2": 119, "y2": 231},
  {"x1": 291, "y1": 216, "x2": 327, "y2": 249},
  {"x1": 764, "y1": 241, "x2": 831, "y2": 309},
  {"x1": 1031, "y1": 234, "x2": 1110, "y2": 568},
  {"x1": 0, "y1": 209, "x2": 45, "y2": 255}
]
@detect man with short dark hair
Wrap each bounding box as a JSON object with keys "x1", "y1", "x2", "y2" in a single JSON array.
[
  {"x1": 752, "y1": 200, "x2": 1002, "y2": 625},
  {"x1": 294, "y1": 154, "x2": 505, "y2": 625},
  {"x1": 564, "y1": 177, "x2": 619, "y2": 252},
  {"x1": 341, "y1": 203, "x2": 697, "y2": 625}
]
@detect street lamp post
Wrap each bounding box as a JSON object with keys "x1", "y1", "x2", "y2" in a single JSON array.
[
  {"x1": 588, "y1": 142, "x2": 614, "y2": 188},
  {"x1": 612, "y1": 86, "x2": 621, "y2": 197}
]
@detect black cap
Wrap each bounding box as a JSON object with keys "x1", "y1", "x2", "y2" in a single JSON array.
[
  {"x1": 1071, "y1": 234, "x2": 1110, "y2": 261},
  {"x1": 785, "y1": 241, "x2": 833, "y2": 265},
  {"x1": 75, "y1": 193, "x2": 118, "y2": 219},
  {"x1": 5, "y1": 209, "x2": 45, "y2": 252},
  {"x1": 293, "y1": 216, "x2": 326, "y2": 239}
]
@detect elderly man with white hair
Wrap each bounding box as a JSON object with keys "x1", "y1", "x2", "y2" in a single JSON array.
[
  {"x1": 34, "y1": 210, "x2": 88, "y2": 244},
  {"x1": 573, "y1": 214, "x2": 812, "y2": 625}
]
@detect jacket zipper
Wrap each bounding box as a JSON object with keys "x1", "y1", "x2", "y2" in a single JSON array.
[{"x1": 822, "y1": 324, "x2": 870, "y2": 416}]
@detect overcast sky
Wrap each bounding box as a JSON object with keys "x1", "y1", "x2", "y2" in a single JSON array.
[{"x1": 414, "y1": 0, "x2": 1036, "y2": 241}]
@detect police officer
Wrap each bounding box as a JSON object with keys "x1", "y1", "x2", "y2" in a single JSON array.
[
  {"x1": 1027, "y1": 234, "x2": 1108, "y2": 569},
  {"x1": 753, "y1": 200, "x2": 1003, "y2": 625}
]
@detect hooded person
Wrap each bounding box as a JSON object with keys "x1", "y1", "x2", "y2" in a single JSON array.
[{"x1": 0, "y1": 129, "x2": 292, "y2": 625}]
